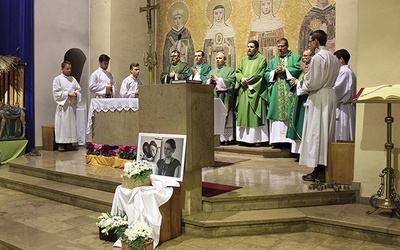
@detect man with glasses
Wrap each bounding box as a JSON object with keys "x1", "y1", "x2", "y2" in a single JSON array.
[
  {"x1": 160, "y1": 50, "x2": 190, "y2": 84},
  {"x1": 298, "y1": 30, "x2": 340, "y2": 182},
  {"x1": 287, "y1": 49, "x2": 314, "y2": 158},
  {"x1": 264, "y1": 38, "x2": 302, "y2": 146}
]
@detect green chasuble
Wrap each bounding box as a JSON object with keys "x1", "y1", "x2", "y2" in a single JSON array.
[
  {"x1": 287, "y1": 72, "x2": 308, "y2": 140},
  {"x1": 208, "y1": 66, "x2": 236, "y2": 117},
  {"x1": 190, "y1": 63, "x2": 211, "y2": 84},
  {"x1": 235, "y1": 52, "x2": 268, "y2": 128},
  {"x1": 160, "y1": 61, "x2": 190, "y2": 84},
  {"x1": 264, "y1": 51, "x2": 302, "y2": 120}
]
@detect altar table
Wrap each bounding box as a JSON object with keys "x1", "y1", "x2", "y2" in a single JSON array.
[
  {"x1": 86, "y1": 98, "x2": 139, "y2": 145},
  {"x1": 87, "y1": 98, "x2": 225, "y2": 146}
]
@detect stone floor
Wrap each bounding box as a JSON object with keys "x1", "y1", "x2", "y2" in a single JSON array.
[{"x1": 0, "y1": 148, "x2": 399, "y2": 249}]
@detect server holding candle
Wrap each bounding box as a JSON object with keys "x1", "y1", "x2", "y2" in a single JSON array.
[{"x1": 89, "y1": 54, "x2": 116, "y2": 98}]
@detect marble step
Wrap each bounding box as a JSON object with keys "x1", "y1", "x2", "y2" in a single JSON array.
[
  {"x1": 0, "y1": 166, "x2": 114, "y2": 213},
  {"x1": 202, "y1": 189, "x2": 358, "y2": 212},
  {"x1": 182, "y1": 205, "x2": 400, "y2": 245},
  {"x1": 8, "y1": 160, "x2": 120, "y2": 193},
  {"x1": 215, "y1": 144, "x2": 292, "y2": 158}
]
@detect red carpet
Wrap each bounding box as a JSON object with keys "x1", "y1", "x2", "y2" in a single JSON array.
[{"x1": 202, "y1": 182, "x2": 242, "y2": 197}]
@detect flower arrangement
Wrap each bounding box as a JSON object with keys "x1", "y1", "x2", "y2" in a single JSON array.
[
  {"x1": 91, "y1": 212, "x2": 128, "y2": 236},
  {"x1": 86, "y1": 143, "x2": 116, "y2": 157},
  {"x1": 118, "y1": 144, "x2": 138, "y2": 160},
  {"x1": 122, "y1": 160, "x2": 154, "y2": 184},
  {"x1": 116, "y1": 221, "x2": 152, "y2": 250}
]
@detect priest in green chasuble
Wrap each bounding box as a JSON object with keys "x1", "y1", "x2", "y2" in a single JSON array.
[
  {"x1": 287, "y1": 49, "x2": 313, "y2": 154},
  {"x1": 235, "y1": 40, "x2": 268, "y2": 144},
  {"x1": 188, "y1": 50, "x2": 211, "y2": 84},
  {"x1": 264, "y1": 38, "x2": 302, "y2": 145},
  {"x1": 206, "y1": 51, "x2": 236, "y2": 143},
  {"x1": 160, "y1": 50, "x2": 190, "y2": 84}
]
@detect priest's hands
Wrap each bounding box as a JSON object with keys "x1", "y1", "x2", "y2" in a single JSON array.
[{"x1": 68, "y1": 92, "x2": 77, "y2": 97}]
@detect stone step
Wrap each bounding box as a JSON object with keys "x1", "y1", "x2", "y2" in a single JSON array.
[
  {"x1": 0, "y1": 166, "x2": 114, "y2": 213},
  {"x1": 182, "y1": 206, "x2": 400, "y2": 245},
  {"x1": 202, "y1": 189, "x2": 358, "y2": 212},
  {"x1": 8, "y1": 160, "x2": 120, "y2": 193},
  {"x1": 215, "y1": 144, "x2": 292, "y2": 158}
]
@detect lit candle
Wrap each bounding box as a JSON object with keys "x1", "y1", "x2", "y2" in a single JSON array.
[{"x1": 105, "y1": 84, "x2": 111, "y2": 95}]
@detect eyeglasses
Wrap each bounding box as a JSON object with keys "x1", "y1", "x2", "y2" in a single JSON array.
[{"x1": 303, "y1": 54, "x2": 311, "y2": 57}]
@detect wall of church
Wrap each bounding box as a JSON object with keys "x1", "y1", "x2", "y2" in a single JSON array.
[
  {"x1": 156, "y1": 0, "x2": 337, "y2": 77},
  {"x1": 34, "y1": 0, "x2": 90, "y2": 147},
  {"x1": 89, "y1": 0, "x2": 150, "y2": 97},
  {"x1": 354, "y1": 0, "x2": 400, "y2": 198}
]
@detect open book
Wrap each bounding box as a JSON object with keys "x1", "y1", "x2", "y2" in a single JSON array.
[{"x1": 354, "y1": 84, "x2": 400, "y2": 101}]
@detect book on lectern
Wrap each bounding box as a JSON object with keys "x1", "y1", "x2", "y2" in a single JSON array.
[
  {"x1": 170, "y1": 80, "x2": 202, "y2": 84},
  {"x1": 353, "y1": 84, "x2": 400, "y2": 101}
]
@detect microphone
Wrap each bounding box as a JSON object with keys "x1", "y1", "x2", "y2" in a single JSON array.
[{"x1": 175, "y1": 33, "x2": 182, "y2": 51}]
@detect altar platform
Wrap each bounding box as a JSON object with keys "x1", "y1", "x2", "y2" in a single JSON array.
[{"x1": 0, "y1": 148, "x2": 399, "y2": 249}]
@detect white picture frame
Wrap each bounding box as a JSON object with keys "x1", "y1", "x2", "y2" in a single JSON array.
[{"x1": 138, "y1": 132, "x2": 187, "y2": 182}]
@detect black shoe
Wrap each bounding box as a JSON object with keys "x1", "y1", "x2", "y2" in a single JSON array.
[{"x1": 302, "y1": 173, "x2": 315, "y2": 181}]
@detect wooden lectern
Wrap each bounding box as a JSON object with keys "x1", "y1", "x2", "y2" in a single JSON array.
[{"x1": 139, "y1": 83, "x2": 214, "y2": 216}]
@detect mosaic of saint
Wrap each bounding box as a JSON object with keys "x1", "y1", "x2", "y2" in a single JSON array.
[
  {"x1": 203, "y1": 0, "x2": 236, "y2": 69},
  {"x1": 248, "y1": 0, "x2": 284, "y2": 62},
  {"x1": 298, "y1": 0, "x2": 336, "y2": 55},
  {"x1": 162, "y1": 2, "x2": 195, "y2": 68}
]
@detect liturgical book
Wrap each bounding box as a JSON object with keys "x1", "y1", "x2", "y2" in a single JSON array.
[{"x1": 354, "y1": 84, "x2": 400, "y2": 101}]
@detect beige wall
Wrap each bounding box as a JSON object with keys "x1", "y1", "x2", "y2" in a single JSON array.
[
  {"x1": 354, "y1": 0, "x2": 400, "y2": 197},
  {"x1": 90, "y1": 0, "x2": 150, "y2": 96},
  {"x1": 34, "y1": 0, "x2": 89, "y2": 147}
]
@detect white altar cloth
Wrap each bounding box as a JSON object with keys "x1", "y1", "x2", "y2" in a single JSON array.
[
  {"x1": 86, "y1": 98, "x2": 139, "y2": 134},
  {"x1": 214, "y1": 98, "x2": 227, "y2": 135},
  {"x1": 111, "y1": 182, "x2": 173, "y2": 248}
]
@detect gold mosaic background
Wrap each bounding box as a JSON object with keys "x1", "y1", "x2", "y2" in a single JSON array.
[{"x1": 156, "y1": 0, "x2": 336, "y2": 76}]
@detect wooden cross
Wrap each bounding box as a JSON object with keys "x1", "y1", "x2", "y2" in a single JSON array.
[{"x1": 140, "y1": 0, "x2": 159, "y2": 34}]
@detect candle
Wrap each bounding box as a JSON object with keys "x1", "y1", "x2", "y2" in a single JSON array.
[{"x1": 105, "y1": 85, "x2": 111, "y2": 95}]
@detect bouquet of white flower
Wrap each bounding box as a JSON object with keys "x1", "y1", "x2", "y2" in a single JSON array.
[
  {"x1": 91, "y1": 212, "x2": 128, "y2": 237},
  {"x1": 117, "y1": 221, "x2": 153, "y2": 250},
  {"x1": 121, "y1": 160, "x2": 154, "y2": 188}
]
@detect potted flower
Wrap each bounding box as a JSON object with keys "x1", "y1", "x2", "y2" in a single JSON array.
[
  {"x1": 86, "y1": 143, "x2": 116, "y2": 157},
  {"x1": 116, "y1": 221, "x2": 153, "y2": 250},
  {"x1": 118, "y1": 144, "x2": 138, "y2": 160},
  {"x1": 91, "y1": 212, "x2": 128, "y2": 242},
  {"x1": 85, "y1": 143, "x2": 117, "y2": 167},
  {"x1": 121, "y1": 160, "x2": 154, "y2": 188}
]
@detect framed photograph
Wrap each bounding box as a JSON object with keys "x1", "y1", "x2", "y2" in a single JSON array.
[{"x1": 138, "y1": 133, "x2": 187, "y2": 182}]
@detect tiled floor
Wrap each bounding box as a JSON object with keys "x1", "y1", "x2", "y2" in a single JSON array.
[{"x1": 0, "y1": 148, "x2": 399, "y2": 249}]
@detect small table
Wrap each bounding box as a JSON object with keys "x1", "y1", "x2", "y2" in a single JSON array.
[
  {"x1": 86, "y1": 98, "x2": 139, "y2": 145},
  {"x1": 354, "y1": 99, "x2": 400, "y2": 217},
  {"x1": 110, "y1": 183, "x2": 181, "y2": 247}
]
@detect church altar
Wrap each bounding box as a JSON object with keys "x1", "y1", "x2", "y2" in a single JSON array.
[
  {"x1": 86, "y1": 98, "x2": 225, "y2": 146},
  {"x1": 86, "y1": 98, "x2": 139, "y2": 145},
  {"x1": 111, "y1": 182, "x2": 181, "y2": 248}
]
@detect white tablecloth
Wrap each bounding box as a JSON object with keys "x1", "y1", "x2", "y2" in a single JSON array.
[
  {"x1": 111, "y1": 182, "x2": 173, "y2": 248},
  {"x1": 86, "y1": 98, "x2": 139, "y2": 134},
  {"x1": 214, "y1": 98, "x2": 227, "y2": 135}
]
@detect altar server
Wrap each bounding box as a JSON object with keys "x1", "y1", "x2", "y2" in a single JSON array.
[
  {"x1": 120, "y1": 63, "x2": 142, "y2": 98},
  {"x1": 52, "y1": 61, "x2": 81, "y2": 152},
  {"x1": 89, "y1": 54, "x2": 116, "y2": 98}
]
